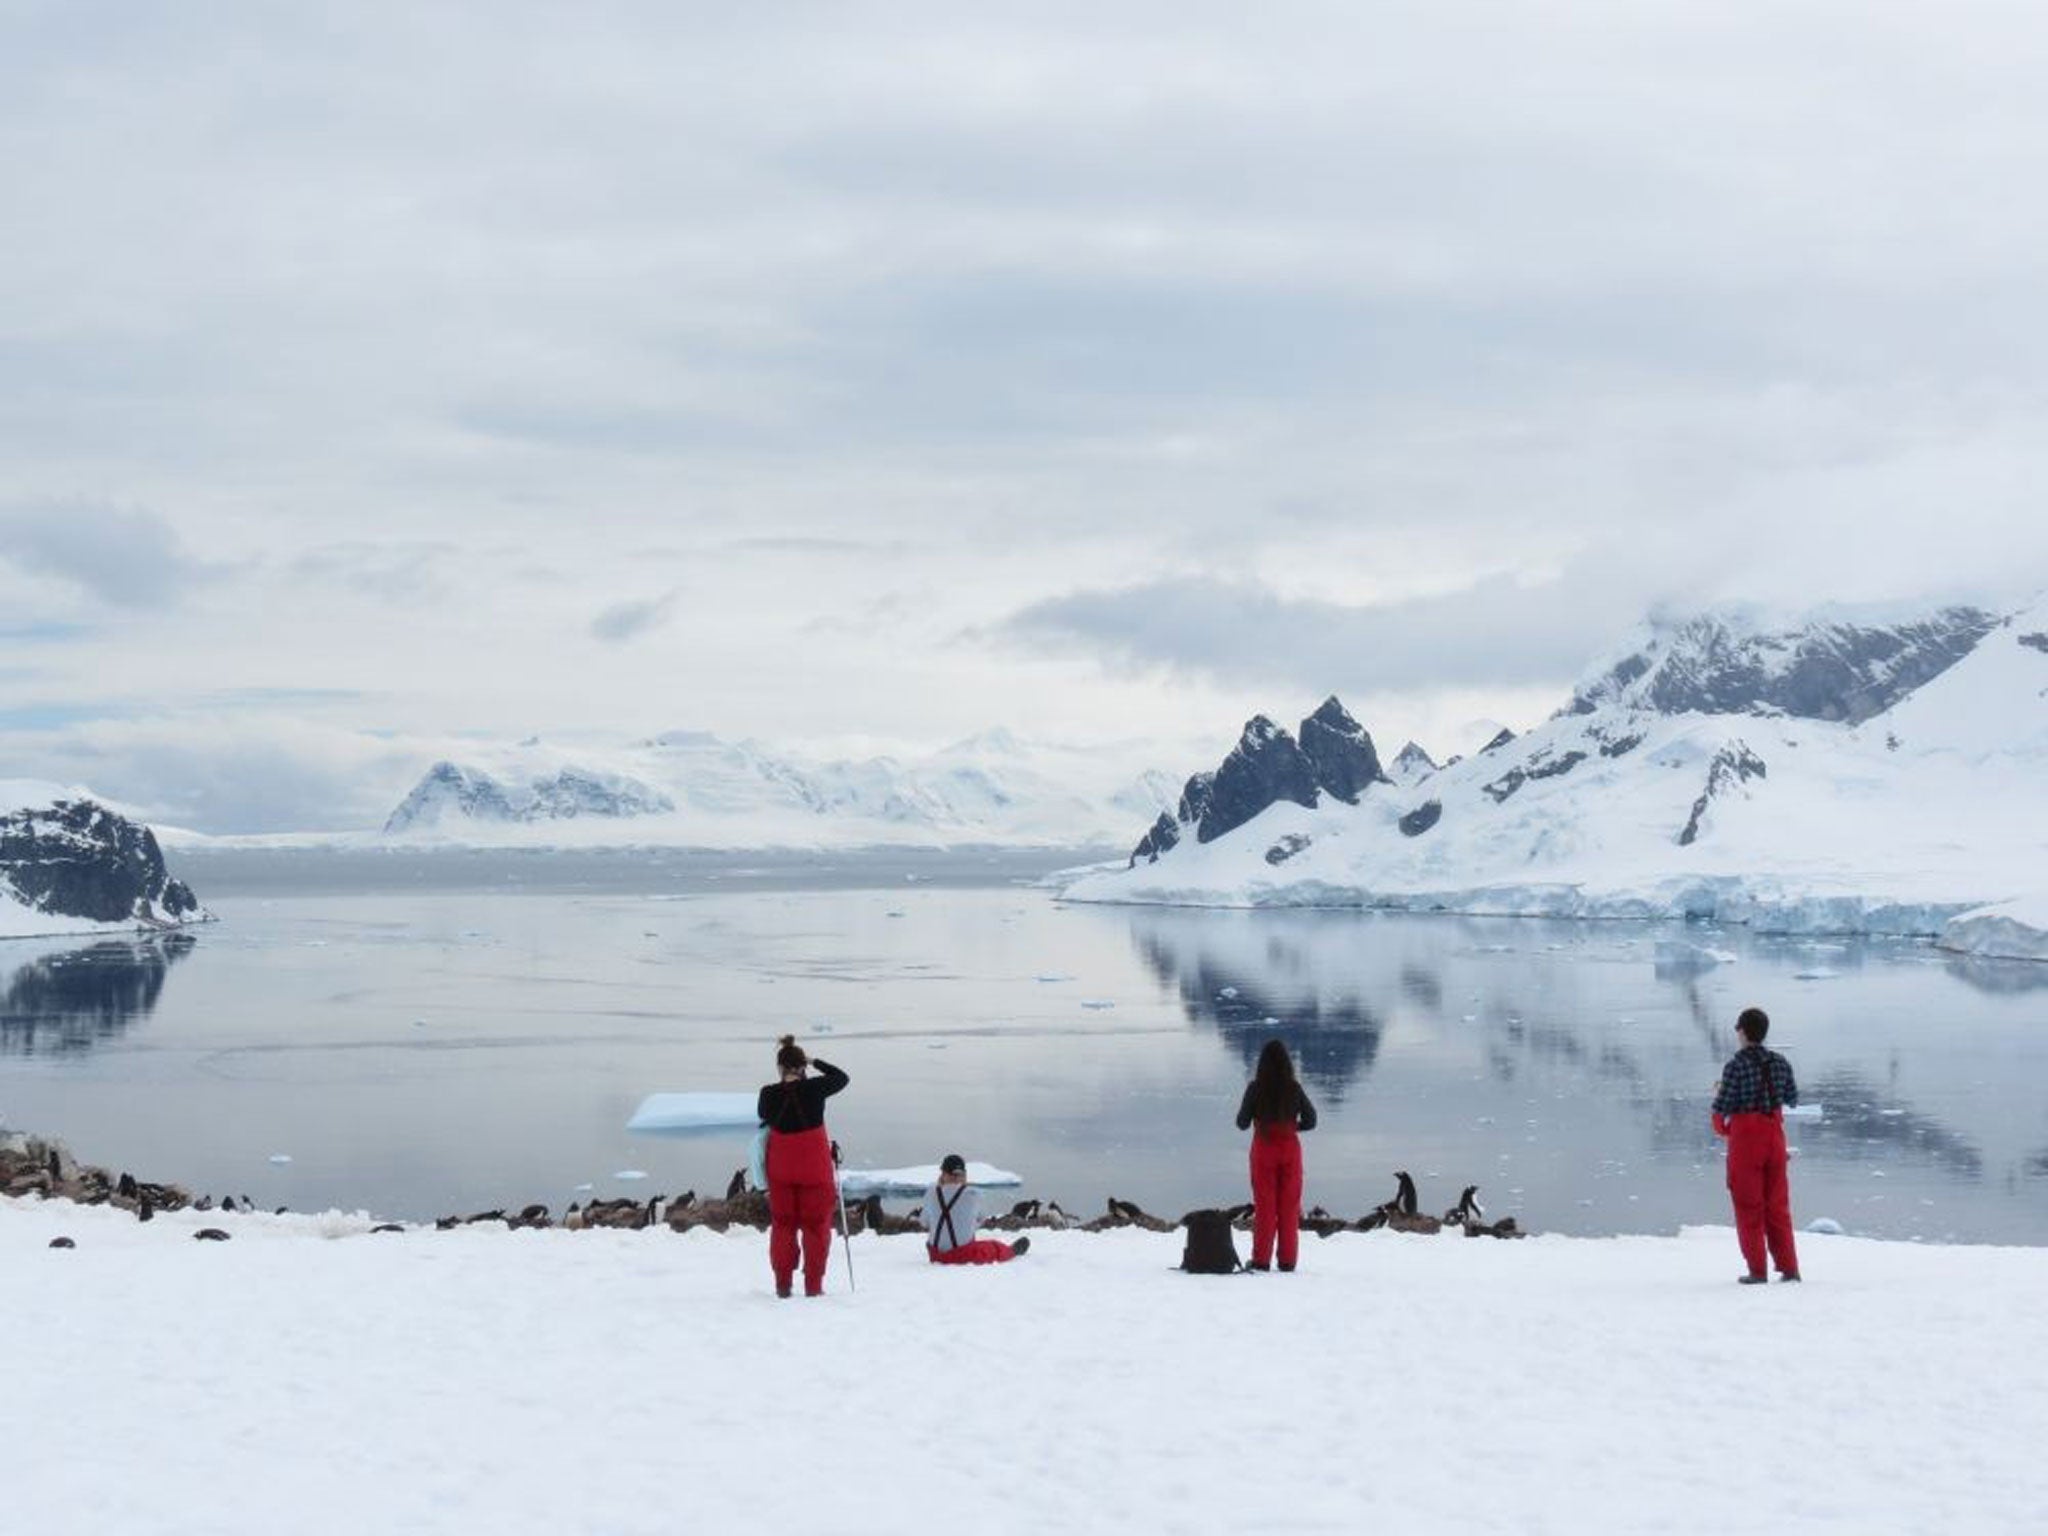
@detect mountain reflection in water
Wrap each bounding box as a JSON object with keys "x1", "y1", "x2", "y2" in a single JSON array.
[{"x1": 0, "y1": 933, "x2": 195, "y2": 1055}]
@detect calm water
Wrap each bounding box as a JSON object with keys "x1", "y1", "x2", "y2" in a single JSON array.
[{"x1": 4, "y1": 848, "x2": 2046, "y2": 1242}]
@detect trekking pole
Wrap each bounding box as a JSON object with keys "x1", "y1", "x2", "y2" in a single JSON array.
[{"x1": 830, "y1": 1139, "x2": 857, "y2": 1293}]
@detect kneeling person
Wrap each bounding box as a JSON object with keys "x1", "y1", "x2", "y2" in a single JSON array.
[{"x1": 923, "y1": 1153, "x2": 1030, "y2": 1265}]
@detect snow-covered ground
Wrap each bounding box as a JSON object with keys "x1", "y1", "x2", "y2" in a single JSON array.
[{"x1": 7, "y1": 1194, "x2": 2045, "y2": 1535}]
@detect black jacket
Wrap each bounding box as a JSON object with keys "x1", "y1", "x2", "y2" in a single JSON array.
[
  {"x1": 757, "y1": 1060, "x2": 850, "y2": 1132},
  {"x1": 1236, "y1": 1080, "x2": 1318, "y2": 1132}
]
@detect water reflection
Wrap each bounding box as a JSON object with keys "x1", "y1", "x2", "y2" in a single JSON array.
[
  {"x1": 1130, "y1": 921, "x2": 1384, "y2": 1100},
  {"x1": 1795, "y1": 1069, "x2": 1984, "y2": 1176},
  {"x1": 0, "y1": 933, "x2": 195, "y2": 1055},
  {"x1": 1942, "y1": 956, "x2": 2048, "y2": 995}
]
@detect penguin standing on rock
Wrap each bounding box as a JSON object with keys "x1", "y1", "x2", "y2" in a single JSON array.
[
  {"x1": 1443, "y1": 1185, "x2": 1482, "y2": 1225},
  {"x1": 1378, "y1": 1170, "x2": 1419, "y2": 1218}
]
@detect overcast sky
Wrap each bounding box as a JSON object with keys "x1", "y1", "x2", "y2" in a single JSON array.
[{"x1": 4, "y1": 3, "x2": 2047, "y2": 831}]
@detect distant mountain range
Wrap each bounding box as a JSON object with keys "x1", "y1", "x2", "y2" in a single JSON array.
[
  {"x1": 1068, "y1": 597, "x2": 2048, "y2": 960},
  {"x1": 1, "y1": 797, "x2": 208, "y2": 939},
  {"x1": 377, "y1": 728, "x2": 1175, "y2": 848}
]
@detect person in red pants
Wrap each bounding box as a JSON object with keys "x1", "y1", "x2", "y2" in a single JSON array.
[
  {"x1": 1712, "y1": 1006, "x2": 1801, "y2": 1285},
  {"x1": 757, "y1": 1034, "x2": 850, "y2": 1298},
  {"x1": 1235, "y1": 1038, "x2": 1318, "y2": 1272},
  {"x1": 921, "y1": 1153, "x2": 1030, "y2": 1265}
]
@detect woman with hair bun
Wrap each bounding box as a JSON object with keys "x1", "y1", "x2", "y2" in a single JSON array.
[
  {"x1": 756, "y1": 1035, "x2": 849, "y2": 1298},
  {"x1": 1235, "y1": 1038, "x2": 1317, "y2": 1272}
]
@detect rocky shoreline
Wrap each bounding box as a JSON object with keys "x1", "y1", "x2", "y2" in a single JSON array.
[{"x1": 3, "y1": 1131, "x2": 1527, "y2": 1246}]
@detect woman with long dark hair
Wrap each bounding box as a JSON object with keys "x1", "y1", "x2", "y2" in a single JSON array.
[
  {"x1": 1234, "y1": 1038, "x2": 1317, "y2": 1272},
  {"x1": 757, "y1": 1034, "x2": 849, "y2": 1298}
]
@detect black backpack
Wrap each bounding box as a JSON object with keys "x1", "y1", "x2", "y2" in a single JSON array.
[{"x1": 1179, "y1": 1208, "x2": 1242, "y2": 1274}]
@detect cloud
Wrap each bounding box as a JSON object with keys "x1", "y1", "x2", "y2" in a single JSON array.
[
  {"x1": 996, "y1": 571, "x2": 1654, "y2": 698},
  {"x1": 590, "y1": 591, "x2": 680, "y2": 643},
  {"x1": 0, "y1": 501, "x2": 211, "y2": 608}
]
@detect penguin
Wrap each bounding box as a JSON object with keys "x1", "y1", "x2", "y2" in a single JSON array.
[
  {"x1": 1443, "y1": 1185, "x2": 1483, "y2": 1225},
  {"x1": 1378, "y1": 1171, "x2": 1419, "y2": 1218},
  {"x1": 193, "y1": 1228, "x2": 231, "y2": 1242}
]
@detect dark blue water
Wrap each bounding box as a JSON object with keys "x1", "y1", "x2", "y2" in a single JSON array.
[{"x1": 4, "y1": 848, "x2": 2045, "y2": 1241}]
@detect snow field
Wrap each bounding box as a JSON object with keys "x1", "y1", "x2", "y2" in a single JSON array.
[{"x1": 7, "y1": 1196, "x2": 2046, "y2": 1534}]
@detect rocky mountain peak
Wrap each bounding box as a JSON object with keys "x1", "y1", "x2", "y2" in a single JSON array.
[
  {"x1": 1297, "y1": 696, "x2": 1389, "y2": 805},
  {"x1": 1566, "y1": 603, "x2": 2000, "y2": 724}
]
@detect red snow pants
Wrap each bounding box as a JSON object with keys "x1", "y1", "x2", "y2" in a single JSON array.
[
  {"x1": 1249, "y1": 1128, "x2": 1304, "y2": 1269},
  {"x1": 927, "y1": 1240, "x2": 1016, "y2": 1265},
  {"x1": 1725, "y1": 1112, "x2": 1799, "y2": 1279},
  {"x1": 767, "y1": 1125, "x2": 837, "y2": 1295}
]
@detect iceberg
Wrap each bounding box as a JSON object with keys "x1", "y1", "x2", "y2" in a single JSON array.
[{"x1": 625, "y1": 1092, "x2": 759, "y2": 1133}]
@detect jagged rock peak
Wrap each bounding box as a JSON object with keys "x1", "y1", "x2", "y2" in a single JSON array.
[
  {"x1": 1297, "y1": 697, "x2": 1389, "y2": 806},
  {"x1": 1566, "y1": 603, "x2": 2000, "y2": 725},
  {"x1": 1197, "y1": 716, "x2": 1320, "y2": 844},
  {"x1": 1390, "y1": 741, "x2": 1438, "y2": 784},
  {"x1": 1479, "y1": 727, "x2": 1517, "y2": 754},
  {"x1": 0, "y1": 800, "x2": 205, "y2": 927}
]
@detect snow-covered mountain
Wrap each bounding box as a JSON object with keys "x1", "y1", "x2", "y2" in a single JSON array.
[
  {"x1": 1068, "y1": 597, "x2": 2048, "y2": 959},
  {"x1": 374, "y1": 730, "x2": 1175, "y2": 848},
  {"x1": 1, "y1": 797, "x2": 209, "y2": 939}
]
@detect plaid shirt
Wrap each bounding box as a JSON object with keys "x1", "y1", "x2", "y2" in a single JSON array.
[{"x1": 1713, "y1": 1045, "x2": 1798, "y2": 1115}]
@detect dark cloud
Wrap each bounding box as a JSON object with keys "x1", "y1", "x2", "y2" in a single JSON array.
[
  {"x1": 996, "y1": 573, "x2": 1649, "y2": 697},
  {"x1": 0, "y1": 501, "x2": 210, "y2": 609},
  {"x1": 590, "y1": 591, "x2": 680, "y2": 643}
]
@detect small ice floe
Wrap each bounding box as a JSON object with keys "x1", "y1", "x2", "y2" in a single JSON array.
[
  {"x1": 1036, "y1": 973, "x2": 1073, "y2": 984},
  {"x1": 1461, "y1": 1014, "x2": 1478, "y2": 1023},
  {"x1": 626, "y1": 1093, "x2": 757, "y2": 1132},
  {"x1": 1784, "y1": 1103, "x2": 1823, "y2": 1120},
  {"x1": 1654, "y1": 939, "x2": 1734, "y2": 973},
  {"x1": 412, "y1": 1018, "x2": 428, "y2": 1028},
  {"x1": 885, "y1": 910, "x2": 906, "y2": 918},
  {"x1": 267, "y1": 1154, "x2": 293, "y2": 1166},
  {"x1": 1870, "y1": 1169, "x2": 1887, "y2": 1178},
  {"x1": 1807, "y1": 1216, "x2": 1846, "y2": 1235},
  {"x1": 1217, "y1": 986, "x2": 1239, "y2": 1000},
  {"x1": 1080, "y1": 1000, "x2": 1115, "y2": 1011},
  {"x1": 573, "y1": 1183, "x2": 594, "y2": 1194},
  {"x1": 812, "y1": 1023, "x2": 835, "y2": 1034},
  {"x1": 1793, "y1": 968, "x2": 1840, "y2": 981},
  {"x1": 614, "y1": 1169, "x2": 649, "y2": 1182},
  {"x1": 1262, "y1": 1016, "x2": 1279, "y2": 1026}
]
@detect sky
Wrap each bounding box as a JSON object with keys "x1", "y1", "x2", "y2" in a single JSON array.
[{"x1": 4, "y1": 2, "x2": 2047, "y2": 832}]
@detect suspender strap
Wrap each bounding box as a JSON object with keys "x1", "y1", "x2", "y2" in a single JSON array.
[{"x1": 933, "y1": 1184, "x2": 963, "y2": 1250}]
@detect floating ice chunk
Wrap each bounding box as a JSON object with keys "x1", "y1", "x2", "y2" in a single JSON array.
[
  {"x1": 1262, "y1": 1016, "x2": 1279, "y2": 1026},
  {"x1": 1793, "y1": 968, "x2": 1840, "y2": 981},
  {"x1": 885, "y1": 910, "x2": 906, "y2": 918},
  {"x1": 626, "y1": 1092, "x2": 758, "y2": 1132},
  {"x1": 614, "y1": 1169, "x2": 649, "y2": 1182},
  {"x1": 1654, "y1": 940, "x2": 1734, "y2": 972},
  {"x1": 1784, "y1": 1103, "x2": 1823, "y2": 1120},
  {"x1": 838, "y1": 1161, "x2": 1020, "y2": 1197},
  {"x1": 1807, "y1": 1217, "x2": 1846, "y2": 1235},
  {"x1": 573, "y1": 1183, "x2": 594, "y2": 1194},
  {"x1": 1035, "y1": 973, "x2": 1073, "y2": 984},
  {"x1": 1461, "y1": 1014, "x2": 1477, "y2": 1023},
  {"x1": 1081, "y1": 1000, "x2": 1115, "y2": 1010},
  {"x1": 267, "y1": 1154, "x2": 293, "y2": 1166},
  {"x1": 1217, "y1": 986, "x2": 1239, "y2": 1000}
]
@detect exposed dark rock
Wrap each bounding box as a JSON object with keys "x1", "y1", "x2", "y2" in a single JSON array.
[
  {"x1": 0, "y1": 800, "x2": 205, "y2": 928},
  {"x1": 1129, "y1": 812, "x2": 1179, "y2": 867},
  {"x1": 1398, "y1": 800, "x2": 1442, "y2": 837},
  {"x1": 193, "y1": 1228, "x2": 230, "y2": 1242},
  {"x1": 1479, "y1": 728, "x2": 1516, "y2": 754},
  {"x1": 1296, "y1": 696, "x2": 1388, "y2": 805},
  {"x1": 1597, "y1": 732, "x2": 1644, "y2": 758},
  {"x1": 1197, "y1": 717, "x2": 1319, "y2": 844},
  {"x1": 1676, "y1": 742, "x2": 1768, "y2": 847},
  {"x1": 1264, "y1": 832, "x2": 1312, "y2": 866},
  {"x1": 1177, "y1": 771, "x2": 1215, "y2": 828},
  {"x1": 1482, "y1": 749, "x2": 1587, "y2": 805},
  {"x1": 2020, "y1": 631, "x2": 2048, "y2": 654},
  {"x1": 1568, "y1": 606, "x2": 1999, "y2": 722}
]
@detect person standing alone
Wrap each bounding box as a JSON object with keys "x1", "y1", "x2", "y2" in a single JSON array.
[
  {"x1": 758, "y1": 1035, "x2": 849, "y2": 1298},
  {"x1": 1712, "y1": 1007, "x2": 1801, "y2": 1285},
  {"x1": 1235, "y1": 1038, "x2": 1317, "y2": 1272}
]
